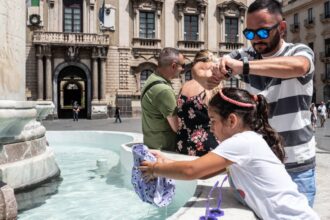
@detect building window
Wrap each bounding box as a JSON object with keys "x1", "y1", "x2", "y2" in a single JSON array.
[
  {"x1": 325, "y1": 39, "x2": 330, "y2": 56},
  {"x1": 293, "y1": 13, "x2": 299, "y2": 26},
  {"x1": 308, "y1": 8, "x2": 313, "y2": 23},
  {"x1": 326, "y1": 63, "x2": 330, "y2": 79},
  {"x1": 308, "y1": 42, "x2": 314, "y2": 51},
  {"x1": 140, "y1": 69, "x2": 153, "y2": 90},
  {"x1": 63, "y1": 0, "x2": 82, "y2": 33},
  {"x1": 184, "y1": 15, "x2": 199, "y2": 41},
  {"x1": 185, "y1": 70, "x2": 192, "y2": 81},
  {"x1": 225, "y1": 17, "x2": 238, "y2": 43},
  {"x1": 139, "y1": 12, "x2": 155, "y2": 38},
  {"x1": 325, "y1": 1, "x2": 330, "y2": 18}
]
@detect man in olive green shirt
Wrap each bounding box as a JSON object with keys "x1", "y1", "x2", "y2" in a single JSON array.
[{"x1": 141, "y1": 48, "x2": 185, "y2": 151}]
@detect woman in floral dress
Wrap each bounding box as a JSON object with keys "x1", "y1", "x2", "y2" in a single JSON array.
[{"x1": 176, "y1": 50, "x2": 219, "y2": 156}]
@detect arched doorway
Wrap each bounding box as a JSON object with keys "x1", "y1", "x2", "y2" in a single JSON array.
[
  {"x1": 57, "y1": 66, "x2": 87, "y2": 118},
  {"x1": 53, "y1": 62, "x2": 92, "y2": 119}
]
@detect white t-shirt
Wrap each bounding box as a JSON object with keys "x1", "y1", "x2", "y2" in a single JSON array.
[
  {"x1": 318, "y1": 104, "x2": 327, "y2": 116},
  {"x1": 212, "y1": 131, "x2": 319, "y2": 220}
]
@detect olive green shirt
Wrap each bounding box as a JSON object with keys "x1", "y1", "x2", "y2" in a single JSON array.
[{"x1": 141, "y1": 73, "x2": 177, "y2": 151}]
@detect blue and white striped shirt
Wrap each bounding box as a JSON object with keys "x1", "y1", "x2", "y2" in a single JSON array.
[{"x1": 229, "y1": 41, "x2": 315, "y2": 172}]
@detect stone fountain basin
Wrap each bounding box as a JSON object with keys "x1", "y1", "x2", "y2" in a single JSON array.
[
  {"x1": 0, "y1": 100, "x2": 36, "y2": 139},
  {"x1": 35, "y1": 101, "x2": 54, "y2": 121}
]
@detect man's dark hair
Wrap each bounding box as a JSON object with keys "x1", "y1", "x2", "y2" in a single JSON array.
[
  {"x1": 158, "y1": 47, "x2": 180, "y2": 67},
  {"x1": 248, "y1": 0, "x2": 282, "y2": 15}
]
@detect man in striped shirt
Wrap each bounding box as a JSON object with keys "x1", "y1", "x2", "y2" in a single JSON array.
[{"x1": 205, "y1": 0, "x2": 316, "y2": 206}]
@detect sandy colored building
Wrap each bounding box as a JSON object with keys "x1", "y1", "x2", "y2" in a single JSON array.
[
  {"x1": 25, "y1": 0, "x2": 254, "y2": 119},
  {"x1": 283, "y1": 0, "x2": 330, "y2": 104}
]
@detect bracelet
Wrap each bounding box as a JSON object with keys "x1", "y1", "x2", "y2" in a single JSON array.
[{"x1": 151, "y1": 162, "x2": 158, "y2": 178}]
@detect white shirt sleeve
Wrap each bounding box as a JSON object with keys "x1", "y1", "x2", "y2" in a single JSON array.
[{"x1": 212, "y1": 133, "x2": 252, "y2": 166}]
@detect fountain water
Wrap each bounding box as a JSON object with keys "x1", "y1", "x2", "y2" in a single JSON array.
[{"x1": 0, "y1": 1, "x2": 60, "y2": 218}]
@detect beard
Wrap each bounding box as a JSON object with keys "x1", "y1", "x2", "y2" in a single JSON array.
[{"x1": 252, "y1": 30, "x2": 281, "y2": 55}]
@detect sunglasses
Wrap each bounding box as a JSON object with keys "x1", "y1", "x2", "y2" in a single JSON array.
[
  {"x1": 243, "y1": 23, "x2": 279, "y2": 40},
  {"x1": 199, "y1": 175, "x2": 228, "y2": 220}
]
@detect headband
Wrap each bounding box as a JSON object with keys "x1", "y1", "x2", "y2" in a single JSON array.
[{"x1": 219, "y1": 89, "x2": 256, "y2": 108}]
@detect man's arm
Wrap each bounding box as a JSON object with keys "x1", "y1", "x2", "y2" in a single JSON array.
[
  {"x1": 167, "y1": 115, "x2": 179, "y2": 133},
  {"x1": 220, "y1": 55, "x2": 312, "y2": 79}
]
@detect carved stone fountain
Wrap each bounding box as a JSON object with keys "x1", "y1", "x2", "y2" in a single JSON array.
[{"x1": 0, "y1": 1, "x2": 60, "y2": 218}]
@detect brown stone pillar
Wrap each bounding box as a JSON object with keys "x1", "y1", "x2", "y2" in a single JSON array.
[
  {"x1": 100, "y1": 58, "x2": 106, "y2": 101},
  {"x1": 45, "y1": 55, "x2": 52, "y2": 101},
  {"x1": 92, "y1": 58, "x2": 99, "y2": 101},
  {"x1": 37, "y1": 54, "x2": 44, "y2": 100}
]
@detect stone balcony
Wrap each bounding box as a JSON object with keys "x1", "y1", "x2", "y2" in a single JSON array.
[
  {"x1": 290, "y1": 23, "x2": 300, "y2": 33},
  {"x1": 132, "y1": 38, "x2": 161, "y2": 57},
  {"x1": 319, "y1": 52, "x2": 330, "y2": 63},
  {"x1": 304, "y1": 18, "x2": 315, "y2": 29},
  {"x1": 321, "y1": 73, "x2": 330, "y2": 83},
  {"x1": 219, "y1": 42, "x2": 244, "y2": 54},
  {"x1": 320, "y1": 13, "x2": 330, "y2": 24},
  {"x1": 177, "y1": 40, "x2": 204, "y2": 51},
  {"x1": 32, "y1": 31, "x2": 110, "y2": 46}
]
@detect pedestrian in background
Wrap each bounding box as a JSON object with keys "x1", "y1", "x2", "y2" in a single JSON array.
[
  {"x1": 318, "y1": 101, "x2": 327, "y2": 128},
  {"x1": 115, "y1": 106, "x2": 122, "y2": 123},
  {"x1": 72, "y1": 101, "x2": 80, "y2": 122}
]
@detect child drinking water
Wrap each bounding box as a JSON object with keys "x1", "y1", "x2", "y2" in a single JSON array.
[{"x1": 140, "y1": 87, "x2": 319, "y2": 220}]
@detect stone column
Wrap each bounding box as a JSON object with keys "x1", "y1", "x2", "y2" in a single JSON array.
[
  {"x1": 37, "y1": 54, "x2": 44, "y2": 100},
  {"x1": 92, "y1": 57, "x2": 99, "y2": 101},
  {"x1": 45, "y1": 55, "x2": 52, "y2": 101},
  {"x1": 100, "y1": 58, "x2": 106, "y2": 101}
]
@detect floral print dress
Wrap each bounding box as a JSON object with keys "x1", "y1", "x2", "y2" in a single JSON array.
[{"x1": 176, "y1": 90, "x2": 219, "y2": 156}]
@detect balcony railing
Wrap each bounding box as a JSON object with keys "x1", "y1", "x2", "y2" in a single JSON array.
[
  {"x1": 132, "y1": 38, "x2": 161, "y2": 49},
  {"x1": 177, "y1": 40, "x2": 204, "y2": 51},
  {"x1": 319, "y1": 51, "x2": 330, "y2": 63},
  {"x1": 321, "y1": 72, "x2": 330, "y2": 82},
  {"x1": 33, "y1": 32, "x2": 110, "y2": 46},
  {"x1": 290, "y1": 23, "x2": 300, "y2": 33},
  {"x1": 320, "y1": 13, "x2": 330, "y2": 23},
  {"x1": 219, "y1": 42, "x2": 244, "y2": 52},
  {"x1": 304, "y1": 18, "x2": 315, "y2": 28}
]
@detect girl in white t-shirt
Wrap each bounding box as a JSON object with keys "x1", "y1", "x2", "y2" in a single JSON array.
[{"x1": 140, "y1": 87, "x2": 319, "y2": 220}]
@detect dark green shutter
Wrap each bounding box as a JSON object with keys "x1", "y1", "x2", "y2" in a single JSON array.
[{"x1": 31, "y1": 0, "x2": 39, "y2": 6}]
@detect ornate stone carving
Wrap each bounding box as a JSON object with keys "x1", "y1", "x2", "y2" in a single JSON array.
[
  {"x1": 217, "y1": 0, "x2": 247, "y2": 21},
  {"x1": 66, "y1": 46, "x2": 80, "y2": 62}
]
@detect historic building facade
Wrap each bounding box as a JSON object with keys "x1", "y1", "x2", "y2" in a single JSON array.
[
  {"x1": 283, "y1": 0, "x2": 330, "y2": 103},
  {"x1": 25, "y1": 0, "x2": 252, "y2": 119}
]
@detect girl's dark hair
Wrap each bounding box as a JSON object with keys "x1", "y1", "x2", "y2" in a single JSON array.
[
  {"x1": 209, "y1": 87, "x2": 285, "y2": 162},
  {"x1": 248, "y1": 0, "x2": 282, "y2": 15}
]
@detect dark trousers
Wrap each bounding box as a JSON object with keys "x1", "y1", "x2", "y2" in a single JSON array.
[
  {"x1": 73, "y1": 112, "x2": 79, "y2": 121},
  {"x1": 115, "y1": 114, "x2": 121, "y2": 123}
]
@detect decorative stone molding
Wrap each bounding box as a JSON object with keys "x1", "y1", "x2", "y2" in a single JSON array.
[
  {"x1": 131, "y1": 0, "x2": 164, "y2": 15},
  {"x1": 89, "y1": 0, "x2": 95, "y2": 10},
  {"x1": 305, "y1": 33, "x2": 316, "y2": 42},
  {"x1": 33, "y1": 32, "x2": 110, "y2": 46},
  {"x1": 217, "y1": 0, "x2": 247, "y2": 22},
  {"x1": 49, "y1": 0, "x2": 55, "y2": 8},
  {"x1": 66, "y1": 46, "x2": 80, "y2": 62}
]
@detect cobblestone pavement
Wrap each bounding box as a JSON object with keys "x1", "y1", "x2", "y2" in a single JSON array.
[{"x1": 43, "y1": 117, "x2": 330, "y2": 219}]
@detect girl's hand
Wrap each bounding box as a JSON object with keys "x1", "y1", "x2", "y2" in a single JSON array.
[{"x1": 139, "y1": 161, "x2": 157, "y2": 182}]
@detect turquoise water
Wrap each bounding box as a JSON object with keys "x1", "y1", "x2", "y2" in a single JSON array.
[{"x1": 17, "y1": 131, "x2": 196, "y2": 220}]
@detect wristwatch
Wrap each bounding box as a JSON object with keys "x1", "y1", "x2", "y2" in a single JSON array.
[{"x1": 242, "y1": 57, "x2": 249, "y2": 75}]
